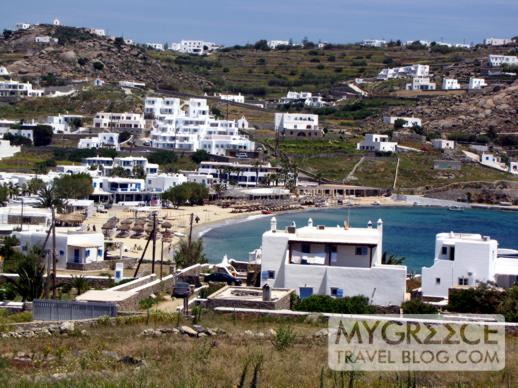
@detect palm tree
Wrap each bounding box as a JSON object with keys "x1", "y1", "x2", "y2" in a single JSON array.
[
  {"x1": 5, "y1": 254, "x2": 45, "y2": 302},
  {"x1": 37, "y1": 184, "x2": 65, "y2": 299},
  {"x1": 253, "y1": 161, "x2": 262, "y2": 186},
  {"x1": 173, "y1": 238, "x2": 207, "y2": 268},
  {"x1": 382, "y1": 252, "x2": 405, "y2": 265},
  {"x1": 213, "y1": 183, "x2": 226, "y2": 200},
  {"x1": 70, "y1": 275, "x2": 89, "y2": 295}
]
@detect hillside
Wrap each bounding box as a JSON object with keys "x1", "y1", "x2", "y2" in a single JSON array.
[{"x1": 0, "y1": 25, "x2": 210, "y2": 92}]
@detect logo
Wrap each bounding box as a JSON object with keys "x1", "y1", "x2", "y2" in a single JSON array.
[{"x1": 328, "y1": 315, "x2": 505, "y2": 371}]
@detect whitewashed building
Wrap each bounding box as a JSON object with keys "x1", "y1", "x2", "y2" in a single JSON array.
[
  {"x1": 509, "y1": 162, "x2": 518, "y2": 175},
  {"x1": 480, "y1": 153, "x2": 508, "y2": 171},
  {"x1": 14, "y1": 230, "x2": 105, "y2": 269},
  {"x1": 148, "y1": 97, "x2": 254, "y2": 156},
  {"x1": 442, "y1": 78, "x2": 461, "y2": 90},
  {"x1": 357, "y1": 134, "x2": 397, "y2": 153},
  {"x1": 259, "y1": 217, "x2": 406, "y2": 305},
  {"x1": 406, "y1": 76, "x2": 436, "y2": 91},
  {"x1": 361, "y1": 39, "x2": 386, "y2": 47},
  {"x1": 198, "y1": 161, "x2": 278, "y2": 187},
  {"x1": 146, "y1": 42, "x2": 164, "y2": 51},
  {"x1": 378, "y1": 64, "x2": 429, "y2": 80},
  {"x1": 468, "y1": 77, "x2": 487, "y2": 90},
  {"x1": 0, "y1": 66, "x2": 9, "y2": 76},
  {"x1": 383, "y1": 116, "x2": 422, "y2": 128},
  {"x1": 216, "y1": 93, "x2": 245, "y2": 103},
  {"x1": 118, "y1": 80, "x2": 145, "y2": 88},
  {"x1": 432, "y1": 139, "x2": 455, "y2": 150},
  {"x1": 0, "y1": 80, "x2": 44, "y2": 98},
  {"x1": 112, "y1": 156, "x2": 159, "y2": 176},
  {"x1": 78, "y1": 132, "x2": 120, "y2": 151},
  {"x1": 280, "y1": 91, "x2": 326, "y2": 108},
  {"x1": 89, "y1": 28, "x2": 106, "y2": 37},
  {"x1": 170, "y1": 40, "x2": 220, "y2": 55},
  {"x1": 422, "y1": 232, "x2": 518, "y2": 299},
  {"x1": 93, "y1": 112, "x2": 145, "y2": 132},
  {"x1": 146, "y1": 173, "x2": 188, "y2": 192},
  {"x1": 0, "y1": 140, "x2": 20, "y2": 160},
  {"x1": 484, "y1": 37, "x2": 512, "y2": 46},
  {"x1": 15, "y1": 23, "x2": 31, "y2": 30},
  {"x1": 47, "y1": 114, "x2": 83, "y2": 133},
  {"x1": 267, "y1": 40, "x2": 290, "y2": 49},
  {"x1": 488, "y1": 55, "x2": 518, "y2": 67},
  {"x1": 35, "y1": 36, "x2": 58, "y2": 44},
  {"x1": 274, "y1": 113, "x2": 322, "y2": 138}
]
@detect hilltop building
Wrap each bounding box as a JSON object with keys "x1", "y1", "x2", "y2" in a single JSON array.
[
  {"x1": 258, "y1": 217, "x2": 407, "y2": 306},
  {"x1": 267, "y1": 40, "x2": 290, "y2": 49},
  {"x1": 78, "y1": 133, "x2": 120, "y2": 151},
  {"x1": 442, "y1": 78, "x2": 461, "y2": 90},
  {"x1": 0, "y1": 80, "x2": 44, "y2": 98},
  {"x1": 406, "y1": 76, "x2": 436, "y2": 91},
  {"x1": 383, "y1": 116, "x2": 422, "y2": 128},
  {"x1": 146, "y1": 97, "x2": 254, "y2": 156},
  {"x1": 169, "y1": 40, "x2": 220, "y2": 55},
  {"x1": 432, "y1": 139, "x2": 455, "y2": 150},
  {"x1": 93, "y1": 112, "x2": 145, "y2": 132},
  {"x1": 377, "y1": 64, "x2": 429, "y2": 80},
  {"x1": 488, "y1": 55, "x2": 518, "y2": 67},
  {"x1": 274, "y1": 113, "x2": 322, "y2": 138},
  {"x1": 361, "y1": 39, "x2": 386, "y2": 47},
  {"x1": 357, "y1": 134, "x2": 397, "y2": 153},
  {"x1": 468, "y1": 77, "x2": 487, "y2": 90},
  {"x1": 484, "y1": 37, "x2": 512, "y2": 46}
]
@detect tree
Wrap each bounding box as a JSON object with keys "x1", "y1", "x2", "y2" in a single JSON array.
[
  {"x1": 5, "y1": 253, "x2": 45, "y2": 301},
  {"x1": 111, "y1": 166, "x2": 131, "y2": 178},
  {"x1": 212, "y1": 183, "x2": 226, "y2": 199},
  {"x1": 191, "y1": 149, "x2": 210, "y2": 164},
  {"x1": 148, "y1": 150, "x2": 177, "y2": 165},
  {"x1": 3, "y1": 133, "x2": 32, "y2": 146},
  {"x1": 0, "y1": 185, "x2": 8, "y2": 205},
  {"x1": 93, "y1": 61, "x2": 104, "y2": 71},
  {"x1": 37, "y1": 184, "x2": 65, "y2": 299},
  {"x1": 162, "y1": 182, "x2": 209, "y2": 207},
  {"x1": 27, "y1": 178, "x2": 45, "y2": 195},
  {"x1": 0, "y1": 236, "x2": 20, "y2": 271},
  {"x1": 133, "y1": 165, "x2": 146, "y2": 180},
  {"x1": 253, "y1": 40, "x2": 269, "y2": 51},
  {"x1": 393, "y1": 119, "x2": 407, "y2": 129},
  {"x1": 54, "y1": 173, "x2": 93, "y2": 199},
  {"x1": 498, "y1": 285, "x2": 518, "y2": 322},
  {"x1": 382, "y1": 252, "x2": 405, "y2": 265},
  {"x1": 2, "y1": 29, "x2": 13, "y2": 40},
  {"x1": 114, "y1": 36, "x2": 124, "y2": 47},
  {"x1": 70, "y1": 275, "x2": 89, "y2": 295},
  {"x1": 173, "y1": 238, "x2": 207, "y2": 268},
  {"x1": 33, "y1": 125, "x2": 53, "y2": 146},
  {"x1": 402, "y1": 299, "x2": 438, "y2": 314}
]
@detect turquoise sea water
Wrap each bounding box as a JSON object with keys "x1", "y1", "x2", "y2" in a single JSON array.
[{"x1": 202, "y1": 207, "x2": 518, "y2": 272}]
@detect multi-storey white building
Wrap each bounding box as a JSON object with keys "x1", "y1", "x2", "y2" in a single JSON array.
[
  {"x1": 93, "y1": 112, "x2": 145, "y2": 132},
  {"x1": 112, "y1": 156, "x2": 159, "y2": 176},
  {"x1": 377, "y1": 64, "x2": 429, "y2": 80},
  {"x1": 361, "y1": 39, "x2": 386, "y2": 47},
  {"x1": 279, "y1": 91, "x2": 327, "y2": 108},
  {"x1": 422, "y1": 232, "x2": 518, "y2": 300},
  {"x1": 432, "y1": 139, "x2": 455, "y2": 150},
  {"x1": 484, "y1": 37, "x2": 512, "y2": 46},
  {"x1": 46, "y1": 114, "x2": 83, "y2": 133},
  {"x1": 468, "y1": 77, "x2": 487, "y2": 90},
  {"x1": 488, "y1": 55, "x2": 518, "y2": 67},
  {"x1": 146, "y1": 173, "x2": 188, "y2": 192},
  {"x1": 383, "y1": 116, "x2": 422, "y2": 128},
  {"x1": 14, "y1": 230, "x2": 105, "y2": 269},
  {"x1": 274, "y1": 113, "x2": 322, "y2": 138},
  {"x1": 259, "y1": 217, "x2": 406, "y2": 305},
  {"x1": 170, "y1": 40, "x2": 220, "y2": 55},
  {"x1": 147, "y1": 97, "x2": 254, "y2": 156},
  {"x1": 82, "y1": 157, "x2": 114, "y2": 169},
  {"x1": 198, "y1": 161, "x2": 278, "y2": 187},
  {"x1": 0, "y1": 80, "x2": 44, "y2": 98},
  {"x1": 78, "y1": 133, "x2": 120, "y2": 151},
  {"x1": 406, "y1": 76, "x2": 436, "y2": 91},
  {"x1": 357, "y1": 134, "x2": 397, "y2": 153},
  {"x1": 442, "y1": 78, "x2": 461, "y2": 90},
  {"x1": 267, "y1": 40, "x2": 290, "y2": 49}
]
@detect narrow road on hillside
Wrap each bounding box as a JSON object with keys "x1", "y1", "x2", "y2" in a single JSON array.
[
  {"x1": 393, "y1": 157, "x2": 400, "y2": 190},
  {"x1": 344, "y1": 156, "x2": 365, "y2": 183}
]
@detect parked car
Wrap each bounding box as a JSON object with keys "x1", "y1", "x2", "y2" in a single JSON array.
[
  {"x1": 172, "y1": 281, "x2": 192, "y2": 298},
  {"x1": 204, "y1": 272, "x2": 242, "y2": 285}
]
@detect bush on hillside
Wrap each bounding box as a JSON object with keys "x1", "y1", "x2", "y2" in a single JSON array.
[{"x1": 293, "y1": 295, "x2": 375, "y2": 314}]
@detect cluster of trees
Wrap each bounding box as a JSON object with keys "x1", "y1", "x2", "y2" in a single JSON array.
[
  {"x1": 448, "y1": 283, "x2": 518, "y2": 322},
  {"x1": 162, "y1": 182, "x2": 209, "y2": 207},
  {"x1": 147, "y1": 149, "x2": 210, "y2": 167},
  {"x1": 173, "y1": 239, "x2": 207, "y2": 268},
  {"x1": 111, "y1": 166, "x2": 146, "y2": 179},
  {"x1": 53, "y1": 173, "x2": 93, "y2": 199},
  {"x1": 3, "y1": 133, "x2": 31, "y2": 146}
]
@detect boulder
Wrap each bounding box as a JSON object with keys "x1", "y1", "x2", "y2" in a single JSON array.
[
  {"x1": 179, "y1": 326, "x2": 198, "y2": 337},
  {"x1": 59, "y1": 321, "x2": 75, "y2": 333}
]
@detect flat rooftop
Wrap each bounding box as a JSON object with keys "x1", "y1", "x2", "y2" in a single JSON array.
[{"x1": 208, "y1": 286, "x2": 292, "y2": 302}]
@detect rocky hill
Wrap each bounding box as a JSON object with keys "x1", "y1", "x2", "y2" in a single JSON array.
[
  {"x1": 384, "y1": 81, "x2": 518, "y2": 135},
  {"x1": 0, "y1": 24, "x2": 211, "y2": 92}
]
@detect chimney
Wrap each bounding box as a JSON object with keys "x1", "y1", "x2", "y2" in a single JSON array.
[
  {"x1": 270, "y1": 216, "x2": 277, "y2": 232},
  {"x1": 377, "y1": 218, "x2": 383, "y2": 229},
  {"x1": 367, "y1": 220, "x2": 373, "y2": 229},
  {"x1": 262, "y1": 283, "x2": 271, "y2": 301},
  {"x1": 308, "y1": 218, "x2": 313, "y2": 227}
]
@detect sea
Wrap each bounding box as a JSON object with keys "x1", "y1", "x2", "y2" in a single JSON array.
[{"x1": 201, "y1": 206, "x2": 518, "y2": 272}]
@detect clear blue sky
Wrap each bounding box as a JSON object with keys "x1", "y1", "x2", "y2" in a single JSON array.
[{"x1": 2, "y1": 0, "x2": 517, "y2": 45}]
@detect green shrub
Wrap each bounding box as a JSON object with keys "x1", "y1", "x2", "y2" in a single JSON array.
[
  {"x1": 401, "y1": 299, "x2": 438, "y2": 314},
  {"x1": 293, "y1": 295, "x2": 375, "y2": 314},
  {"x1": 272, "y1": 326, "x2": 296, "y2": 351}
]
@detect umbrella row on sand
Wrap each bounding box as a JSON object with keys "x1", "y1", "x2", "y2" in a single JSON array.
[{"x1": 102, "y1": 216, "x2": 174, "y2": 240}]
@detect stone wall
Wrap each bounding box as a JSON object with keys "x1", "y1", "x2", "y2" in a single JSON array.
[
  {"x1": 206, "y1": 287, "x2": 293, "y2": 311},
  {"x1": 66, "y1": 257, "x2": 137, "y2": 271}
]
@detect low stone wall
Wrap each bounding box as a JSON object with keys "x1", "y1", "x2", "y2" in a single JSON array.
[
  {"x1": 0, "y1": 274, "x2": 115, "y2": 289},
  {"x1": 66, "y1": 258, "x2": 137, "y2": 271},
  {"x1": 206, "y1": 287, "x2": 293, "y2": 311}
]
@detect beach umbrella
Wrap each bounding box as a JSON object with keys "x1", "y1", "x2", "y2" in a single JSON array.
[
  {"x1": 118, "y1": 224, "x2": 130, "y2": 231},
  {"x1": 162, "y1": 221, "x2": 172, "y2": 229},
  {"x1": 102, "y1": 222, "x2": 115, "y2": 230},
  {"x1": 121, "y1": 218, "x2": 133, "y2": 225},
  {"x1": 132, "y1": 225, "x2": 144, "y2": 233}
]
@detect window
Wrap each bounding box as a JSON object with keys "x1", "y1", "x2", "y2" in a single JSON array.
[
  {"x1": 267, "y1": 270, "x2": 275, "y2": 279},
  {"x1": 330, "y1": 287, "x2": 344, "y2": 297},
  {"x1": 435, "y1": 278, "x2": 441, "y2": 285},
  {"x1": 301, "y1": 243, "x2": 311, "y2": 254},
  {"x1": 458, "y1": 277, "x2": 468, "y2": 286},
  {"x1": 441, "y1": 246, "x2": 447, "y2": 255},
  {"x1": 355, "y1": 247, "x2": 368, "y2": 256}
]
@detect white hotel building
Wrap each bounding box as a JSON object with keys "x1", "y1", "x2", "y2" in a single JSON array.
[
  {"x1": 422, "y1": 232, "x2": 518, "y2": 300},
  {"x1": 357, "y1": 134, "x2": 397, "y2": 153},
  {"x1": 146, "y1": 97, "x2": 254, "y2": 156},
  {"x1": 93, "y1": 112, "x2": 145, "y2": 132},
  {"x1": 170, "y1": 40, "x2": 220, "y2": 55},
  {"x1": 198, "y1": 161, "x2": 278, "y2": 187},
  {"x1": 259, "y1": 218, "x2": 407, "y2": 306},
  {"x1": 377, "y1": 64, "x2": 430, "y2": 80}
]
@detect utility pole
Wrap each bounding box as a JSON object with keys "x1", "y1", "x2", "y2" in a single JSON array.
[
  {"x1": 151, "y1": 212, "x2": 157, "y2": 274},
  {"x1": 20, "y1": 197, "x2": 24, "y2": 231},
  {"x1": 160, "y1": 238, "x2": 164, "y2": 281},
  {"x1": 51, "y1": 206, "x2": 57, "y2": 299},
  {"x1": 188, "y1": 213, "x2": 194, "y2": 249}
]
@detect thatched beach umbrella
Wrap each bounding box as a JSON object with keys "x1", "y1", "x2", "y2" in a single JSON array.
[
  {"x1": 118, "y1": 224, "x2": 131, "y2": 231},
  {"x1": 132, "y1": 225, "x2": 145, "y2": 234},
  {"x1": 121, "y1": 218, "x2": 133, "y2": 225},
  {"x1": 161, "y1": 221, "x2": 172, "y2": 229}
]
